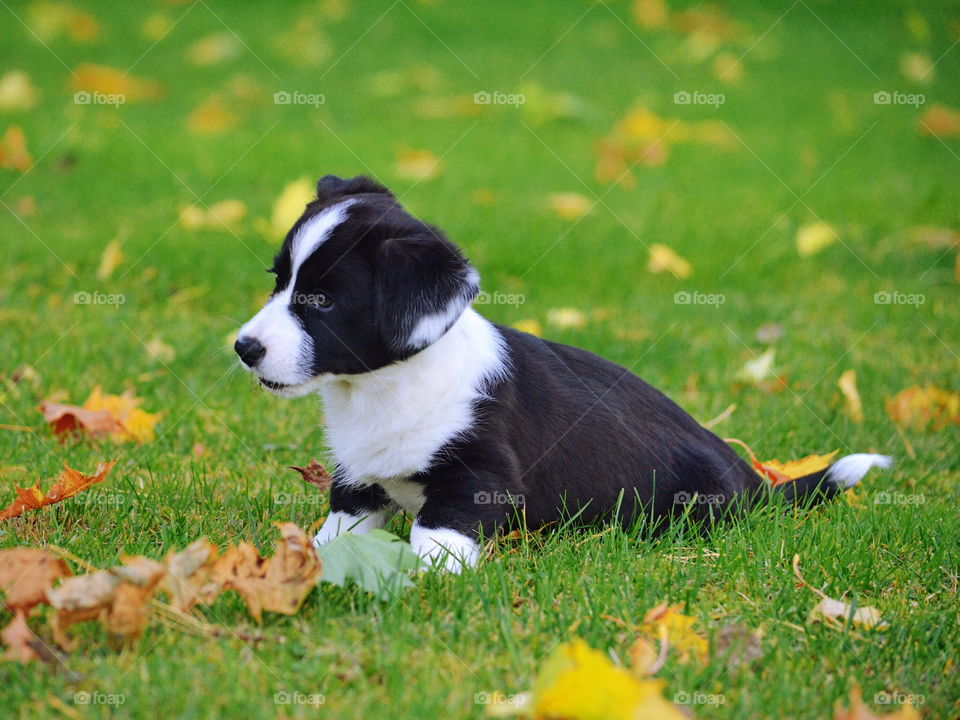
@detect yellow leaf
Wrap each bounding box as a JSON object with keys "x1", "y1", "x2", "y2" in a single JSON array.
[
  {"x1": 735, "y1": 348, "x2": 776, "y2": 384},
  {"x1": 0, "y1": 71, "x2": 40, "y2": 111},
  {"x1": 647, "y1": 243, "x2": 691, "y2": 279},
  {"x1": 631, "y1": 0, "x2": 668, "y2": 29},
  {"x1": 546, "y1": 308, "x2": 587, "y2": 330},
  {"x1": 899, "y1": 52, "x2": 934, "y2": 84},
  {"x1": 96, "y1": 239, "x2": 124, "y2": 281},
  {"x1": 547, "y1": 193, "x2": 592, "y2": 221},
  {"x1": 838, "y1": 369, "x2": 864, "y2": 424},
  {"x1": 187, "y1": 96, "x2": 237, "y2": 134},
  {"x1": 512, "y1": 319, "x2": 542, "y2": 337},
  {"x1": 796, "y1": 222, "x2": 838, "y2": 257},
  {"x1": 640, "y1": 603, "x2": 708, "y2": 664},
  {"x1": 0, "y1": 125, "x2": 32, "y2": 172},
  {"x1": 141, "y1": 13, "x2": 173, "y2": 42},
  {"x1": 179, "y1": 200, "x2": 247, "y2": 231},
  {"x1": 395, "y1": 148, "x2": 441, "y2": 181},
  {"x1": 144, "y1": 337, "x2": 175, "y2": 364},
  {"x1": 886, "y1": 384, "x2": 960, "y2": 431},
  {"x1": 71, "y1": 64, "x2": 162, "y2": 102},
  {"x1": 758, "y1": 450, "x2": 839, "y2": 485},
  {"x1": 267, "y1": 178, "x2": 314, "y2": 239},
  {"x1": 82, "y1": 386, "x2": 162, "y2": 443}
]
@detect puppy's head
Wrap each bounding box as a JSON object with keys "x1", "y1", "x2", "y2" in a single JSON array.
[{"x1": 235, "y1": 175, "x2": 478, "y2": 397}]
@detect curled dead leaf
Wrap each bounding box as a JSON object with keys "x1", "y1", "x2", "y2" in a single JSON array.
[
  {"x1": 0, "y1": 461, "x2": 116, "y2": 521},
  {"x1": 0, "y1": 548, "x2": 72, "y2": 610},
  {"x1": 289, "y1": 460, "x2": 332, "y2": 492}
]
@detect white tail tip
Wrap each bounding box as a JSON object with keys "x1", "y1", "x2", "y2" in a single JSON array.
[{"x1": 826, "y1": 453, "x2": 893, "y2": 488}]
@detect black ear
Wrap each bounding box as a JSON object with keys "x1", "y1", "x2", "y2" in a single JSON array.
[
  {"x1": 316, "y1": 174, "x2": 393, "y2": 202},
  {"x1": 375, "y1": 231, "x2": 479, "y2": 357}
]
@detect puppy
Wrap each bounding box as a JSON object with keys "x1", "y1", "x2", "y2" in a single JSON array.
[{"x1": 236, "y1": 175, "x2": 890, "y2": 572}]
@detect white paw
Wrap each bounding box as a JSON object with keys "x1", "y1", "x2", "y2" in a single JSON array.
[
  {"x1": 311, "y1": 510, "x2": 386, "y2": 550},
  {"x1": 409, "y1": 524, "x2": 480, "y2": 574}
]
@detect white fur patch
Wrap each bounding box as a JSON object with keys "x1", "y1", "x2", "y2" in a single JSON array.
[
  {"x1": 321, "y1": 308, "x2": 508, "y2": 487},
  {"x1": 827, "y1": 453, "x2": 893, "y2": 488},
  {"x1": 410, "y1": 524, "x2": 480, "y2": 573},
  {"x1": 237, "y1": 201, "x2": 355, "y2": 390},
  {"x1": 311, "y1": 509, "x2": 387, "y2": 549}
]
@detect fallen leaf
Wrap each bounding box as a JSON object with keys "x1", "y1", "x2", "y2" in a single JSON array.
[
  {"x1": 834, "y1": 685, "x2": 920, "y2": 720},
  {"x1": 141, "y1": 13, "x2": 173, "y2": 42},
  {"x1": 27, "y1": 2, "x2": 99, "y2": 43},
  {"x1": 96, "y1": 238, "x2": 124, "y2": 281},
  {"x1": 713, "y1": 52, "x2": 744, "y2": 83},
  {"x1": 179, "y1": 199, "x2": 247, "y2": 230},
  {"x1": 0, "y1": 548, "x2": 72, "y2": 610},
  {"x1": 0, "y1": 461, "x2": 116, "y2": 521},
  {"x1": 735, "y1": 348, "x2": 777, "y2": 384},
  {"x1": 838, "y1": 369, "x2": 864, "y2": 424},
  {"x1": 2, "y1": 611, "x2": 39, "y2": 663},
  {"x1": 918, "y1": 105, "x2": 960, "y2": 139},
  {"x1": 885, "y1": 385, "x2": 960, "y2": 431},
  {"x1": 161, "y1": 539, "x2": 219, "y2": 612},
  {"x1": 0, "y1": 125, "x2": 32, "y2": 172},
  {"x1": 186, "y1": 33, "x2": 240, "y2": 66},
  {"x1": 316, "y1": 529, "x2": 423, "y2": 600},
  {"x1": 289, "y1": 460, "x2": 332, "y2": 492},
  {"x1": 900, "y1": 52, "x2": 934, "y2": 84},
  {"x1": 512, "y1": 319, "x2": 543, "y2": 337},
  {"x1": 0, "y1": 71, "x2": 40, "y2": 111},
  {"x1": 640, "y1": 602, "x2": 708, "y2": 664},
  {"x1": 144, "y1": 337, "x2": 175, "y2": 364},
  {"x1": 725, "y1": 438, "x2": 838, "y2": 487},
  {"x1": 546, "y1": 308, "x2": 587, "y2": 330},
  {"x1": 712, "y1": 624, "x2": 762, "y2": 671},
  {"x1": 631, "y1": 0, "x2": 668, "y2": 29},
  {"x1": 395, "y1": 148, "x2": 441, "y2": 181},
  {"x1": 263, "y1": 177, "x2": 314, "y2": 239},
  {"x1": 647, "y1": 243, "x2": 692, "y2": 278},
  {"x1": 42, "y1": 386, "x2": 161, "y2": 443},
  {"x1": 187, "y1": 96, "x2": 238, "y2": 134},
  {"x1": 903, "y1": 226, "x2": 958, "y2": 250},
  {"x1": 70, "y1": 64, "x2": 162, "y2": 102},
  {"x1": 215, "y1": 523, "x2": 322, "y2": 622},
  {"x1": 796, "y1": 222, "x2": 838, "y2": 257},
  {"x1": 547, "y1": 193, "x2": 592, "y2": 221},
  {"x1": 811, "y1": 596, "x2": 888, "y2": 631}
]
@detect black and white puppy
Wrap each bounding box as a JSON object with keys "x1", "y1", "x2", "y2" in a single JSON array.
[{"x1": 236, "y1": 175, "x2": 890, "y2": 572}]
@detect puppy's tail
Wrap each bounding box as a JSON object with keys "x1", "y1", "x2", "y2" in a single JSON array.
[{"x1": 772, "y1": 453, "x2": 892, "y2": 505}]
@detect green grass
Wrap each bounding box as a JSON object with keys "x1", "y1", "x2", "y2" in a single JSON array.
[{"x1": 1, "y1": 0, "x2": 959, "y2": 717}]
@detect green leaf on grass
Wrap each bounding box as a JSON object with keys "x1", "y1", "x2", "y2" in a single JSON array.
[{"x1": 316, "y1": 530, "x2": 425, "y2": 600}]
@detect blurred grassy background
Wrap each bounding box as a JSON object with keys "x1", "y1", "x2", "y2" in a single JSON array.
[{"x1": 0, "y1": 0, "x2": 958, "y2": 718}]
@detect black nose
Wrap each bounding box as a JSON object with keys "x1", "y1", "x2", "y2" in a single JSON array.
[{"x1": 234, "y1": 336, "x2": 266, "y2": 367}]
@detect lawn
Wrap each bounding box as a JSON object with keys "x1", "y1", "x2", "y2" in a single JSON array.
[{"x1": 1, "y1": 0, "x2": 958, "y2": 718}]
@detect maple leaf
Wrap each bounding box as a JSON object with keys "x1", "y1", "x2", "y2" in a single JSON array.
[
  {"x1": 0, "y1": 125, "x2": 32, "y2": 172},
  {"x1": 885, "y1": 385, "x2": 960, "y2": 432},
  {"x1": 288, "y1": 460, "x2": 333, "y2": 492},
  {"x1": 0, "y1": 548, "x2": 72, "y2": 611},
  {"x1": 41, "y1": 386, "x2": 161, "y2": 443},
  {"x1": 0, "y1": 461, "x2": 116, "y2": 521},
  {"x1": 725, "y1": 438, "x2": 837, "y2": 486}
]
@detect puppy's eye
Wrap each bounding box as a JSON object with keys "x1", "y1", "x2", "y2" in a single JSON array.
[{"x1": 309, "y1": 292, "x2": 334, "y2": 310}]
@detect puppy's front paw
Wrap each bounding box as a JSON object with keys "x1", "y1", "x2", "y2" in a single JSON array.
[
  {"x1": 311, "y1": 510, "x2": 386, "y2": 550},
  {"x1": 410, "y1": 524, "x2": 480, "y2": 573}
]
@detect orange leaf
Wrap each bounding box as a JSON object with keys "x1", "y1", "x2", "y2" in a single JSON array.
[
  {"x1": 919, "y1": 104, "x2": 960, "y2": 139},
  {"x1": 0, "y1": 461, "x2": 116, "y2": 521},
  {"x1": 0, "y1": 125, "x2": 32, "y2": 172},
  {"x1": 40, "y1": 386, "x2": 161, "y2": 443},
  {"x1": 0, "y1": 548, "x2": 72, "y2": 611},
  {"x1": 724, "y1": 438, "x2": 837, "y2": 486},
  {"x1": 886, "y1": 384, "x2": 960, "y2": 432}
]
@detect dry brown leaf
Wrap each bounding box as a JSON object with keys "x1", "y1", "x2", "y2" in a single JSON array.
[
  {"x1": 2, "y1": 611, "x2": 39, "y2": 663},
  {"x1": 834, "y1": 686, "x2": 921, "y2": 720},
  {"x1": 0, "y1": 125, "x2": 32, "y2": 172},
  {"x1": 161, "y1": 539, "x2": 219, "y2": 612},
  {"x1": 0, "y1": 548, "x2": 72, "y2": 611},
  {"x1": 838, "y1": 369, "x2": 864, "y2": 424},
  {"x1": 0, "y1": 461, "x2": 116, "y2": 521},
  {"x1": 810, "y1": 597, "x2": 888, "y2": 631},
  {"x1": 289, "y1": 460, "x2": 333, "y2": 492},
  {"x1": 107, "y1": 557, "x2": 166, "y2": 640},
  {"x1": 41, "y1": 386, "x2": 161, "y2": 443},
  {"x1": 70, "y1": 64, "x2": 162, "y2": 102}
]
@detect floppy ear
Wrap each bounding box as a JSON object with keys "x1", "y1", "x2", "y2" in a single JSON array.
[
  {"x1": 316, "y1": 174, "x2": 393, "y2": 202},
  {"x1": 375, "y1": 232, "x2": 479, "y2": 357}
]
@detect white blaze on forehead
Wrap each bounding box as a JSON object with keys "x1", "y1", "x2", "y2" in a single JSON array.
[{"x1": 285, "y1": 199, "x2": 357, "y2": 294}]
